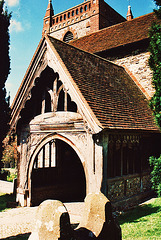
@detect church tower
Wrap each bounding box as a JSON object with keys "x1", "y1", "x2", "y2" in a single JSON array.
[
  {"x1": 42, "y1": 0, "x2": 54, "y2": 36},
  {"x1": 42, "y1": 0, "x2": 126, "y2": 41}
]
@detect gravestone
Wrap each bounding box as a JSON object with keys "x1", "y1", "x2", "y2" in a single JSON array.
[
  {"x1": 28, "y1": 193, "x2": 122, "y2": 240},
  {"x1": 76, "y1": 192, "x2": 122, "y2": 240},
  {"x1": 28, "y1": 200, "x2": 73, "y2": 240}
]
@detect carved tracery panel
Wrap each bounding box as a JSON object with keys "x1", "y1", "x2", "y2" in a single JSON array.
[{"x1": 18, "y1": 66, "x2": 78, "y2": 127}]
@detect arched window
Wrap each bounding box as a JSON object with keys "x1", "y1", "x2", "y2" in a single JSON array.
[
  {"x1": 76, "y1": 9, "x2": 79, "y2": 15},
  {"x1": 72, "y1": 10, "x2": 74, "y2": 16},
  {"x1": 63, "y1": 31, "x2": 74, "y2": 43},
  {"x1": 84, "y1": 5, "x2": 87, "y2": 11},
  {"x1": 80, "y1": 7, "x2": 83, "y2": 13}
]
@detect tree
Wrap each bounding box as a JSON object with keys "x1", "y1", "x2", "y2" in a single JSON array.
[
  {"x1": 149, "y1": 0, "x2": 161, "y2": 128},
  {"x1": 2, "y1": 135, "x2": 18, "y2": 168},
  {"x1": 0, "y1": 0, "x2": 11, "y2": 175},
  {"x1": 149, "y1": 155, "x2": 161, "y2": 197},
  {"x1": 148, "y1": 0, "x2": 161, "y2": 197},
  {"x1": 153, "y1": 0, "x2": 161, "y2": 18}
]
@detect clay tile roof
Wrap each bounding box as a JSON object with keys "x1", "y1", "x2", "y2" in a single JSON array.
[
  {"x1": 70, "y1": 12, "x2": 158, "y2": 54},
  {"x1": 48, "y1": 36, "x2": 159, "y2": 131}
]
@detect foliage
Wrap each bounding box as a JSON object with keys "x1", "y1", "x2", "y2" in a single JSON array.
[
  {"x1": 148, "y1": 0, "x2": 161, "y2": 200},
  {"x1": 119, "y1": 198, "x2": 161, "y2": 239},
  {"x1": 149, "y1": 155, "x2": 161, "y2": 197},
  {"x1": 2, "y1": 135, "x2": 18, "y2": 169},
  {"x1": 0, "y1": 168, "x2": 9, "y2": 180},
  {"x1": 0, "y1": 0, "x2": 11, "y2": 173},
  {"x1": 0, "y1": 192, "x2": 15, "y2": 211},
  {"x1": 149, "y1": 22, "x2": 161, "y2": 128},
  {"x1": 7, "y1": 170, "x2": 17, "y2": 182},
  {"x1": 153, "y1": 0, "x2": 161, "y2": 18}
]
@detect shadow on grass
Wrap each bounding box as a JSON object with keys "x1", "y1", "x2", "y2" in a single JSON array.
[
  {"x1": 0, "y1": 193, "x2": 16, "y2": 212},
  {"x1": 118, "y1": 203, "x2": 161, "y2": 224}
]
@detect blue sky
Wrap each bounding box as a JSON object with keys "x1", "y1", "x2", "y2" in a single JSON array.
[{"x1": 5, "y1": 0, "x2": 156, "y2": 104}]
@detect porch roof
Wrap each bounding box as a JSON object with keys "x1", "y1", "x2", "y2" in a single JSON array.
[{"x1": 47, "y1": 36, "x2": 159, "y2": 132}]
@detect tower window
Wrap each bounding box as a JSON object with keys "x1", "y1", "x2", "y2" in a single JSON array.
[
  {"x1": 60, "y1": 16, "x2": 62, "y2": 21},
  {"x1": 84, "y1": 5, "x2": 87, "y2": 11},
  {"x1": 68, "y1": 12, "x2": 70, "y2": 18},
  {"x1": 63, "y1": 31, "x2": 74, "y2": 43},
  {"x1": 56, "y1": 17, "x2": 58, "y2": 23},
  {"x1": 72, "y1": 10, "x2": 74, "y2": 16},
  {"x1": 76, "y1": 9, "x2": 79, "y2": 15},
  {"x1": 64, "y1": 14, "x2": 66, "y2": 20},
  {"x1": 80, "y1": 7, "x2": 83, "y2": 13}
]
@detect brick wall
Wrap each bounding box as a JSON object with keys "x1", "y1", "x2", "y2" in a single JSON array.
[
  {"x1": 44, "y1": 0, "x2": 125, "y2": 41},
  {"x1": 44, "y1": 0, "x2": 100, "y2": 39}
]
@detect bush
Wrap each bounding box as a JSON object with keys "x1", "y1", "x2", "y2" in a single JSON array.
[
  {"x1": 0, "y1": 169, "x2": 10, "y2": 180},
  {"x1": 7, "y1": 171, "x2": 17, "y2": 182},
  {"x1": 149, "y1": 155, "x2": 161, "y2": 197}
]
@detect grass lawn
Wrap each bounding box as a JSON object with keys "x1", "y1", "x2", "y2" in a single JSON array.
[
  {"x1": 0, "y1": 192, "x2": 15, "y2": 212},
  {"x1": 118, "y1": 198, "x2": 161, "y2": 240}
]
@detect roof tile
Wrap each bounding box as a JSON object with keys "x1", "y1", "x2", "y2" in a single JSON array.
[
  {"x1": 48, "y1": 36, "x2": 159, "y2": 131},
  {"x1": 70, "y1": 12, "x2": 158, "y2": 53}
]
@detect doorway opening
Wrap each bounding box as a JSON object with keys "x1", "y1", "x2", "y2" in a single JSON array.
[{"x1": 31, "y1": 139, "x2": 86, "y2": 206}]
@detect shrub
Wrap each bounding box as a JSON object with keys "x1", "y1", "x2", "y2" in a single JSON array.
[
  {"x1": 0, "y1": 169, "x2": 10, "y2": 180},
  {"x1": 149, "y1": 155, "x2": 161, "y2": 197}
]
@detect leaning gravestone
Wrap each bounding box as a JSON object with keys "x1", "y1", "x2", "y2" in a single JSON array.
[
  {"x1": 28, "y1": 199, "x2": 73, "y2": 240},
  {"x1": 75, "y1": 192, "x2": 122, "y2": 240}
]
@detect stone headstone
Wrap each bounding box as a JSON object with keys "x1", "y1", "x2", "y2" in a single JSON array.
[
  {"x1": 76, "y1": 192, "x2": 122, "y2": 240},
  {"x1": 28, "y1": 199, "x2": 73, "y2": 240}
]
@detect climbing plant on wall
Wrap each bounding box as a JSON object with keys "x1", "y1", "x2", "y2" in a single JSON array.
[
  {"x1": 149, "y1": 0, "x2": 161, "y2": 128},
  {"x1": 0, "y1": 0, "x2": 11, "y2": 175},
  {"x1": 149, "y1": 0, "x2": 161, "y2": 197}
]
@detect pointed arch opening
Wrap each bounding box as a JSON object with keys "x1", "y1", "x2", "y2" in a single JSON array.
[
  {"x1": 30, "y1": 138, "x2": 86, "y2": 206},
  {"x1": 17, "y1": 66, "x2": 78, "y2": 130}
]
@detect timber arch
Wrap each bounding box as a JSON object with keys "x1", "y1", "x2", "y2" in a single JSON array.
[{"x1": 27, "y1": 134, "x2": 86, "y2": 206}]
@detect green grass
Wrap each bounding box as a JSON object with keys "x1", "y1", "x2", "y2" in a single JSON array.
[
  {"x1": 118, "y1": 198, "x2": 161, "y2": 239},
  {"x1": 0, "y1": 193, "x2": 15, "y2": 212}
]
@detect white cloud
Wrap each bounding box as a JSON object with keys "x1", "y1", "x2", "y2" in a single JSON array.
[
  {"x1": 6, "y1": 0, "x2": 19, "y2": 7},
  {"x1": 10, "y1": 19, "x2": 24, "y2": 32}
]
